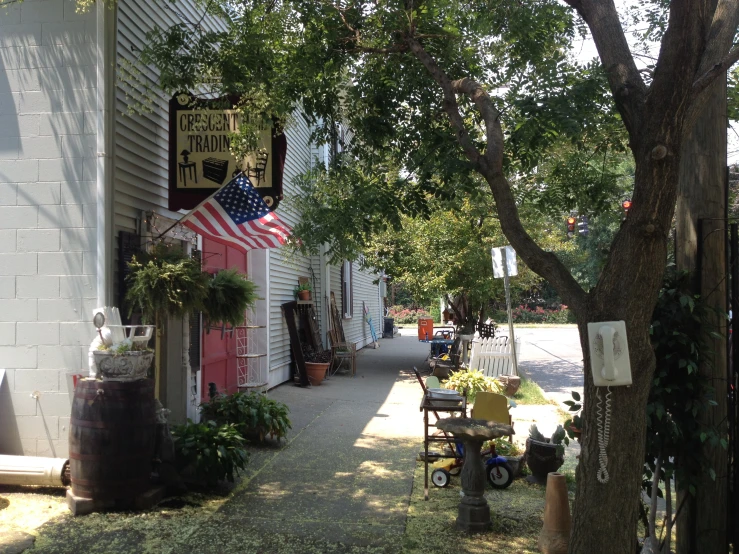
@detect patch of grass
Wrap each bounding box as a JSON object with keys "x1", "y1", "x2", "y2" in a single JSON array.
[
  {"x1": 513, "y1": 374, "x2": 548, "y2": 405},
  {"x1": 403, "y1": 461, "x2": 546, "y2": 553}
]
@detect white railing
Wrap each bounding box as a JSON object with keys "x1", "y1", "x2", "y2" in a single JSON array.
[{"x1": 468, "y1": 336, "x2": 521, "y2": 377}]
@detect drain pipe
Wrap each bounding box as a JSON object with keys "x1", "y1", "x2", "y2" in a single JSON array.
[
  {"x1": 0, "y1": 455, "x2": 69, "y2": 487},
  {"x1": 95, "y1": 0, "x2": 115, "y2": 307}
]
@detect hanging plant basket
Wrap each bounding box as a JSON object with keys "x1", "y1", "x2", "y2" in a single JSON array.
[
  {"x1": 125, "y1": 244, "x2": 209, "y2": 323},
  {"x1": 202, "y1": 269, "x2": 259, "y2": 328}
]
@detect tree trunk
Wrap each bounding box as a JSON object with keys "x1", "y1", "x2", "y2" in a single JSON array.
[
  {"x1": 674, "y1": 73, "x2": 729, "y2": 554},
  {"x1": 568, "y1": 146, "x2": 678, "y2": 553}
]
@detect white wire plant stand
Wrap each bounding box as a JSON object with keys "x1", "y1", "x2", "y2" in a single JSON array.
[{"x1": 236, "y1": 324, "x2": 267, "y2": 390}]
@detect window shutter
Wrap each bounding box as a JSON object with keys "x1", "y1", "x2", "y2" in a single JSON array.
[
  {"x1": 349, "y1": 261, "x2": 354, "y2": 317},
  {"x1": 340, "y1": 262, "x2": 346, "y2": 317},
  {"x1": 117, "y1": 230, "x2": 141, "y2": 323}
]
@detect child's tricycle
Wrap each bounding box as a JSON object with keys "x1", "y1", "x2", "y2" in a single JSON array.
[{"x1": 430, "y1": 442, "x2": 514, "y2": 489}]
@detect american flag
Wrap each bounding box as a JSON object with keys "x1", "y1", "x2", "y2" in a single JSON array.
[{"x1": 181, "y1": 174, "x2": 292, "y2": 252}]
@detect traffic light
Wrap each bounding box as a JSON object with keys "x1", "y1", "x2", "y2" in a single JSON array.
[
  {"x1": 578, "y1": 215, "x2": 589, "y2": 236},
  {"x1": 566, "y1": 216, "x2": 577, "y2": 238},
  {"x1": 621, "y1": 198, "x2": 632, "y2": 217}
]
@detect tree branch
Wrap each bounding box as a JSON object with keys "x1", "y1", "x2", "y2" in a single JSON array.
[
  {"x1": 694, "y1": 44, "x2": 739, "y2": 96},
  {"x1": 405, "y1": 37, "x2": 483, "y2": 166},
  {"x1": 562, "y1": 0, "x2": 646, "y2": 136},
  {"x1": 405, "y1": 36, "x2": 587, "y2": 313}
]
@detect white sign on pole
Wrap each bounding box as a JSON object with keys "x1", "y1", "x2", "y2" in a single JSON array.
[
  {"x1": 490, "y1": 245, "x2": 519, "y2": 376},
  {"x1": 491, "y1": 246, "x2": 518, "y2": 278}
]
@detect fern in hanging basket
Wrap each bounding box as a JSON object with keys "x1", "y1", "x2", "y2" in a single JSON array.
[
  {"x1": 125, "y1": 244, "x2": 209, "y2": 324},
  {"x1": 202, "y1": 268, "x2": 260, "y2": 327}
]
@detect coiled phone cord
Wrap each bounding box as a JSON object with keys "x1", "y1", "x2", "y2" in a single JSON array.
[{"x1": 596, "y1": 386, "x2": 612, "y2": 484}]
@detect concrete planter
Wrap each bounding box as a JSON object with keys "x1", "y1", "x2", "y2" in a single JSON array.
[
  {"x1": 525, "y1": 439, "x2": 564, "y2": 483},
  {"x1": 506, "y1": 454, "x2": 525, "y2": 478},
  {"x1": 93, "y1": 350, "x2": 154, "y2": 381}
]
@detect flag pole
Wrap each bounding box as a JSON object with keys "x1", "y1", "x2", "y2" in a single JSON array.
[{"x1": 148, "y1": 173, "x2": 245, "y2": 243}]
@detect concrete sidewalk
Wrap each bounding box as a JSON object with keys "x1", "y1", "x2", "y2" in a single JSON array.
[
  {"x1": 16, "y1": 329, "x2": 580, "y2": 554},
  {"x1": 21, "y1": 334, "x2": 431, "y2": 554},
  {"x1": 177, "y1": 335, "x2": 430, "y2": 553}
]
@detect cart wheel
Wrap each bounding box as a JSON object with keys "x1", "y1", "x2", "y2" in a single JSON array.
[
  {"x1": 448, "y1": 465, "x2": 462, "y2": 476},
  {"x1": 487, "y1": 462, "x2": 514, "y2": 489},
  {"x1": 431, "y1": 468, "x2": 451, "y2": 488}
]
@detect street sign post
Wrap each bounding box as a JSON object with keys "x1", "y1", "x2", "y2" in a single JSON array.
[{"x1": 491, "y1": 246, "x2": 519, "y2": 375}]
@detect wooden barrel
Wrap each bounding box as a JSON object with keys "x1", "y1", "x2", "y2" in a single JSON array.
[{"x1": 69, "y1": 379, "x2": 156, "y2": 500}]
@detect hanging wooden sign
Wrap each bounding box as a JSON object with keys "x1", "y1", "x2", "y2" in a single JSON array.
[{"x1": 168, "y1": 93, "x2": 287, "y2": 212}]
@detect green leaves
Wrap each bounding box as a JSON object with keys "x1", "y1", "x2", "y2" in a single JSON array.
[
  {"x1": 171, "y1": 420, "x2": 249, "y2": 487},
  {"x1": 125, "y1": 244, "x2": 210, "y2": 324},
  {"x1": 202, "y1": 269, "x2": 260, "y2": 328},
  {"x1": 200, "y1": 390, "x2": 293, "y2": 442},
  {"x1": 644, "y1": 268, "x2": 727, "y2": 499},
  {"x1": 442, "y1": 369, "x2": 503, "y2": 403}
]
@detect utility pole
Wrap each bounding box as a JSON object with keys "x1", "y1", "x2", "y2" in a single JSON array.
[{"x1": 675, "y1": 70, "x2": 729, "y2": 554}]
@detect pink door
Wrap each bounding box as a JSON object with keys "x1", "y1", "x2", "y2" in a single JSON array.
[{"x1": 201, "y1": 238, "x2": 247, "y2": 400}]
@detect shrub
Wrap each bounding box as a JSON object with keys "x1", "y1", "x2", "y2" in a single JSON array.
[
  {"x1": 492, "y1": 305, "x2": 575, "y2": 324},
  {"x1": 483, "y1": 438, "x2": 522, "y2": 457},
  {"x1": 387, "y1": 306, "x2": 432, "y2": 324},
  {"x1": 442, "y1": 369, "x2": 503, "y2": 403},
  {"x1": 201, "y1": 391, "x2": 292, "y2": 442},
  {"x1": 171, "y1": 420, "x2": 249, "y2": 487},
  {"x1": 429, "y1": 304, "x2": 441, "y2": 323}
]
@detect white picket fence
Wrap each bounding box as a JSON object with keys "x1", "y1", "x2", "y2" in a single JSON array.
[{"x1": 468, "y1": 336, "x2": 521, "y2": 378}]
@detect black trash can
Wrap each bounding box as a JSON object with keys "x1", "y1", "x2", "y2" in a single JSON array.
[{"x1": 383, "y1": 317, "x2": 394, "y2": 339}]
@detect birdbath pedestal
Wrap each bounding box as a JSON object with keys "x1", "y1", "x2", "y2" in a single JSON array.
[{"x1": 436, "y1": 417, "x2": 514, "y2": 533}]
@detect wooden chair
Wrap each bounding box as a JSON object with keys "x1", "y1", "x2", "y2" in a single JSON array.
[
  {"x1": 247, "y1": 151, "x2": 269, "y2": 187},
  {"x1": 471, "y1": 391, "x2": 514, "y2": 442},
  {"x1": 328, "y1": 328, "x2": 356, "y2": 376}
]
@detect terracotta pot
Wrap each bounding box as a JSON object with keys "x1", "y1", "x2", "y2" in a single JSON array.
[
  {"x1": 297, "y1": 290, "x2": 311, "y2": 301},
  {"x1": 538, "y1": 472, "x2": 571, "y2": 554},
  {"x1": 304, "y1": 362, "x2": 328, "y2": 385},
  {"x1": 526, "y1": 439, "x2": 564, "y2": 483}
]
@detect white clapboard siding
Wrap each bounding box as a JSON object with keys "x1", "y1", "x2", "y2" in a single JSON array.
[
  {"x1": 115, "y1": 0, "x2": 226, "y2": 235},
  {"x1": 343, "y1": 266, "x2": 381, "y2": 349},
  {"x1": 468, "y1": 336, "x2": 520, "y2": 378},
  {"x1": 267, "y1": 116, "x2": 316, "y2": 383},
  {"x1": 114, "y1": 0, "x2": 227, "y2": 306}
]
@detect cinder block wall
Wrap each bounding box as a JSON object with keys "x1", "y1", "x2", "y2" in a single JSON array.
[{"x1": 0, "y1": 0, "x2": 97, "y2": 457}]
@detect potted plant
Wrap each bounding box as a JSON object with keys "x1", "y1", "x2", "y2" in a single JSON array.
[
  {"x1": 302, "y1": 346, "x2": 332, "y2": 385},
  {"x1": 93, "y1": 334, "x2": 155, "y2": 381},
  {"x1": 200, "y1": 388, "x2": 292, "y2": 442},
  {"x1": 202, "y1": 268, "x2": 259, "y2": 328},
  {"x1": 563, "y1": 390, "x2": 583, "y2": 443},
  {"x1": 125, "y1": 244, "x2": 210, "y2": 390},
  {"x1": 525, "y1": 424, "x2": 565, "y2": 483},
  {"x1": 442, "y1": 369, "x2": 503, "y2": 403},
  {"x1": 294, "y1": 281, "x2": 312, "y2": 301},
  {"x1": 171, "y1": 420, "x2": 249, "y2": 488}
]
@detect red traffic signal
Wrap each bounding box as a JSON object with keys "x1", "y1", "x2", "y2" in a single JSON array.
[{"x1": 566, "y1": 216, "x2": 577, "y2": 237}]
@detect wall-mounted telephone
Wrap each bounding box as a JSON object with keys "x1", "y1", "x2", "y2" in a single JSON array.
[{"x1": 587, "y1": 321, "x2": 632, "y2": 484}]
